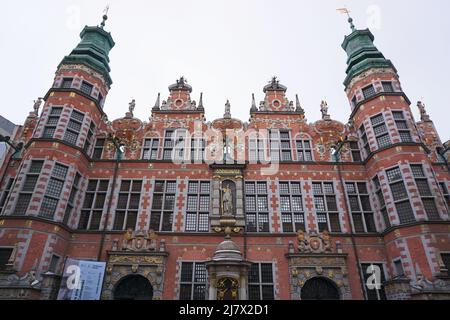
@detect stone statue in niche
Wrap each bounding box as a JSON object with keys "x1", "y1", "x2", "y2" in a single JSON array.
[{"x1": 221, "y1": 184, "x2": 233, "y2": 216}]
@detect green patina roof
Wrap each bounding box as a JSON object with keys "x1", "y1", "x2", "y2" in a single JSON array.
[
  {"x1": 342, "y1": 28, "x2": 396, "y2": 87},
  {"x1": 59, "y1": 25, "x2": 115, "y2": 86}
]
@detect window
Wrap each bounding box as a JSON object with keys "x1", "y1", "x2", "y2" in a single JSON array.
[
  {"x1": 411, "y1": 165, "x2": 440, "y2": 220},
  {"x1": 360, "y1": 263, "x2": 387, "y2": 300},
  {"x1": 371, "y1": 113, "x2": 391, "y2": 149},
  {"x1": 142, "y1": 138, "x2": 160, "y2": 160},
  {"x1": 92, "y1": 138, "x2": 105, "y2": 160},
  {"x1": 80, "y1": 81, "x2": 93, "y2": 96},
  {"x1": 0, "y1": 178, "x2": 14, "y2": 214},
  {"x1": 249, "y1": 133, "x2": 267, "y2": 163},
  {"x1": 179, "y1": 262, "x2": 206, "y2": 300},
  {"x1": 173, "y1": 130, "x2": 187, "y2": 162},
  {"x1": 78, "y1": 180, "x2": 109, "y2": 230},
  {"x1": 296, "y1": 140, "x2": 313, "y2": 161},
  {"x1": 43, "y1": 107, "x2": 63, "y2": 139},
  {"x1": 349, "y1": 141, "x2": 362, "y2": 162},
  {"x1": 63, "y1": 110, "x2": 84, "y2": 146},
  {"x1": 351, "y1": 95, "x2": 357, "y2": 108},
  {"x1": 186, "y1": 182, "x2": 210, "y2": 232},
  {"x1": 441, "y1": 253, "x2": 450, "y2": 276},
  {"x1": 113, "y1": 180, "x2": 142, "y2": 231},
  {"x1": 163, "y1": 130, "x2": 175, "y2": 160},
  {"x1": 313, "y1": 182, "x2": 341, "y2": 232},
  {"x1": 439, "y1": 182, "x2": 450, "y2": 207},
  {"x1": 190, "y1": 138, "x2": 205, "y2": 163},
  {"x1": 248, "y1": 263, "x2": 275, "y2": 300},
  {"x1": 48, "y1": 255, "x2": 61, "y2": 273},
  {"x1": 83, "y1": 122, "x2": 95, "y2": 154},
  {"x1": 14, "y1": 161, "x2": 44, "y2": 215},
  {"x1": 150, "y1": 181, "x2": 176, "y2": 231},
  {"x1": 98, "y1": 93, "x2": 104, "y2": 106},
  {"x1": 346, "y1": 182, "x2": 377, "y2": 233},
  {"x1": 382, "y1": 81, "x2": 394, "y2": 93},
  {"x1": 279, "y1": 182, "x2": 305, "y2": 232},
  {"x1": 362, "y1": 85, "x2": 376, "y2": 99},
  {"x1": 373, "y1": 175, "x2": 390, "y2": 229},
  {"x1": 359, "y1": 124, "x2": 370, "y2": 157},
  {"x1": 245, "y1": 182, "x2": 269, "y2": 232},
  {"x1": 63, "y1": 173, "x2": 81, "y2": 225},
  {"x1": 269, "y1": 130, "x2": 292, "y2": 162},
  {"x1": 386, "y1": 167, "x2": 415, "y2": 224},
  {"x1": 392, "y1": 111, "x2": 412, "y2": 142},
  {"x1": 0, "y1": 248, "x2": 13, "y2": 271},
  {"x1": 393, "y1": 259, "x2": 405, "y2": 277},
  {"x1": 39, "y1": 163, "x2": 68, "y2": 219},
  {"x1": 61, "y1": 78, "x2": 73, "y2": 89}
]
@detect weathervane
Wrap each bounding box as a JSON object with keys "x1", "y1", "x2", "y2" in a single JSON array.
[
  {"x1": 337, "y1": 7, "x2": 356, "y2": 32},
  {"x1": 100, "y1": 5, "x2": 110, "y2": 29}
]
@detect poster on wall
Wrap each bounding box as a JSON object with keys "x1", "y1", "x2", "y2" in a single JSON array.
[{"x1": 57, "y1": 258, "x2": 106, "y2": 300}]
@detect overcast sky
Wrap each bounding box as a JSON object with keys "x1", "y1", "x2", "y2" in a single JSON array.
[{"x1": 1, "y1": 0, "x2": 449, "y2": 140}]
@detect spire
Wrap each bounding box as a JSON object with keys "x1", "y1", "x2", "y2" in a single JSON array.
[
  {"x1": 341, "y1": 15, "x2": 395, "y2": 88},
  {"x1": 224, "y1": 100, "x2": 231, "y2": 119},
  {"x1": 295, "y1": 94, "x2": 305, "y2": 115},
  {"x1": 337, "y1": 7, "x2": 356, "y2": 32},
  {"x1": 250, "y1": 93, "x2": 258, "y2": 112},
  {"x1": 198, "y1": 93, "x2": 204, "y2": 111},
  {"x1": 153, "y1": 93, "x2": 161, "y2": 111},
  {"x1": 60, "y1": 14, "x2": 115, "y2": 86}
]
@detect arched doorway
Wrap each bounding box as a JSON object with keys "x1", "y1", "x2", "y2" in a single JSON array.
[
  {"x1": 113, "y1": 275, "x2": 154, "y2": 300},
  {"x1": 301, "y1": 277, "x2": 340, "y2": 300}
]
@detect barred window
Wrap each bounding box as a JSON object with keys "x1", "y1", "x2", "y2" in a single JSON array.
[
  {"x1": 439, "y1": 182, "x2": 450, "y2": 207},
  {"x1": 376, "y1": 133, "x2": 391, "y2": 149},
  {"x1": 279, "y1": 182, "x2": 305, "y2": 233},
  {"x1": 113, "y1": 180, "x2": 142, "y2": 231},
  {"x1": 61, "y1": 78, "x2": 73, "y2": 89},
  {"x1": 373, "y1": 175, "x2": 390, "y2": 229},
  {"x1": 39, "y1": 163, "x2": 68, "y2": 219},
  {"x1": 248, "y1": 263, "x2": 275, "y2": 300},
  {"x1": 358, "y1": 124, "x2": 371, "y2": 157},
  {"x1": 63, "y1": 110, "x2": 84, "y2": 146},
  {"x1": 392, "y1": 111, "x2": 412, "y2": 143},
  {"x1": 63, "y1": 173, "x2": 81, "y2": 225},
  {"x1": 142, "y1": 138, "x2": 160, "y2": 160},
  {"x1": 346, "y1": 182, "x2": 376, "y2": 233},
  {"x1": 0, "y1": 178, "x2": 14, "y2": 215},
  {"x1": 349, "y1": 141, "x2": 362, "y2": 162},
  {"x1": 296, "y1": 140, "x2": 313, "y2": 161},
  {"x1": 411, "y1": 164, "x2": 440, "y2": 220},
  {"x1": 92, "y1": 138, "x2": 105, "y2": 160},
  {"x1": 190, "y1": 138, "x2": 205, "y2": 163},
  {"x1": 313, "y1": 182, "x2": 341, "y2": 232},
  {"x1": 186, "y1": 181, "x2": 210, "y2": 232},
  {"x1": 43, "y1": 107, "x2": 63, "y2": 139},
  {"x1": 386, "y1": 166, "x2": 415, "y2": 224},
  {"x1": 83, "y1": 122, "x2": 95, "y2": 154},
  {"x1": 382, "y1": 81, "x2": 394, "y2": 93},
  {"x1": 361, "y1": 263, "x2": 387, "y2": 300},
  {"x1": 269, "y1": 130, "x2": 292, "y2": 162},
  {"x1": 179, "y1": 262, "x2": 206, "y2": 300},
  {"x1": 80, "y1": 81, "x2": 93, "y2": 96},
  {"x1": 371, "y1": 113, "x2": 391, "y2": 149},
  {"x1": 78, "y1": 180, "x2": 109, "y2": 230},
  {"x1": 150, "y1": 181, "x2": 176, "y2": 231},
  {"x1": 14, "y1": 161, "x2": 44, "y2": 215},
  {"x1": 245, "y1": 182, "x2": 269, "y2": 232},
  {"x1": 362, "y1": 85, "x2": 376, "y2": 99}
]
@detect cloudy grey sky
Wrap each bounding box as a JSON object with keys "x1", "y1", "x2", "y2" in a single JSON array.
[{"x1": 1, "y1": 0, "x2": 449, "y2": 140}]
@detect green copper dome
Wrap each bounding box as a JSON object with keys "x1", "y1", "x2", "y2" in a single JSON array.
[
  {"x1": 342, "y1": 27, "x2": 396, "y2": 87},
  {"x1": 59, "y1": 24, "x2": 115, "y2": 86}
]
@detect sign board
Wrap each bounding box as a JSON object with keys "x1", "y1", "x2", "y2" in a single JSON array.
[{"x1": 57, "y1": 259, "x2": 106, "y2": 300}]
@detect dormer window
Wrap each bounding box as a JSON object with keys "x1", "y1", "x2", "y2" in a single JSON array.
[
  {"x1": 80, "y1": 81, "x2": 93, "y2": 96},
  {"x1": 362, "y1": 85, "x2": 376, "y2": 99}
]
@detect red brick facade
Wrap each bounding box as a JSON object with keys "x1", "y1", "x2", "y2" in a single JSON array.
[{"x1": 0, "y1": 17, "x2": 449, "y2": 300}]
